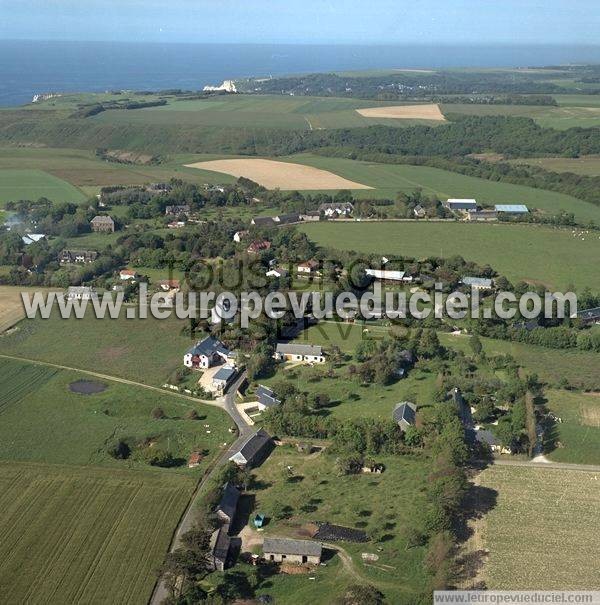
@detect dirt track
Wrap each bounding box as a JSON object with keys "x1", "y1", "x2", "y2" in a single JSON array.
[
  {"x1": 356, "y1": 103, "x2": 446, "y2": 121},
  {"x1": 184, "y1": 158, "x2": 373, "y2": 190}
]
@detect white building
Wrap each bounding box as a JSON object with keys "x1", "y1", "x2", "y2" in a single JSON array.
[{"x1": 274, "y1": 343, "x2": 325, "y2": 364}]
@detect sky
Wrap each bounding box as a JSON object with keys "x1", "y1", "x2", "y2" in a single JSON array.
[{"x1": 0, "y1": 0, "x2": 598, "y2": 45}]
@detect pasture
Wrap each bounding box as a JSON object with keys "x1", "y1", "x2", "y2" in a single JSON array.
[
  {"x1": 0, "y1": 358, "x2": 232, "y2": 470},
  {"x1": 0, "y1": 168, "x2": 86, "y2": 205},
  {"x1": 476, "y1": 465, "x2": 600, "y2": 589},
  {"x1": 91, "y1": 94, "x2": 445, "y2": 130},
  {"x1": 544, "y1": 389, "x2": 600, "y2": 465},
  {"x1": 0, "y1": 286, "x2": 60, "y2": 333},
  {"x1": 0, "y1": 461, "x2": 193, "y2": 605},
  {"x1": 300, "y1": 221, "x2": 600, "y2": 291},
  {"x1": 0, "y1": 310, "x2": 191, "y2": 384},
  {"x1": 246, "y1": 446, "x2": 431, "y2": 603},
  {"x1": 185, "y1": 158, "x2": 372, "y2": 190}
]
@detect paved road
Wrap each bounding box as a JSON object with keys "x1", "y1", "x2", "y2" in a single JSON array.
[{"x1": 150, "y1": 370, "x2": 252, "y2": 605}]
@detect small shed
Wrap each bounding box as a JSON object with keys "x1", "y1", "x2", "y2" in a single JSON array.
[{"x1": 254, "y1": 513, "x2": 266, "y2": 528}]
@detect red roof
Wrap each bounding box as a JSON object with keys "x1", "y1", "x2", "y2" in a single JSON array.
[
  {"x1": 158, "y1": 279, "x2": 180, "y2": 289},
  {"x1": 247, "y1": 240, "x2": 271, "y2": 254}
]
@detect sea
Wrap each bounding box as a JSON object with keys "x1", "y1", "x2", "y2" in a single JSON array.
[{"x1": 2, "y1": 40, "x2": 600, "y2": 107}]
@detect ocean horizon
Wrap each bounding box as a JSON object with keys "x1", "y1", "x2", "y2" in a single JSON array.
[{"x1": 2, "y1": 39, "x2": 600, "y2": 107}]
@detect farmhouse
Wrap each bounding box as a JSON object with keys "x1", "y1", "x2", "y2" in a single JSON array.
[
  {"x1": 299, "y1": 211, "x2": 321, "y2": 222},
  {"x1": 59, "y1": 249, "x2": 98, "y2": 264},
  {"x1": 495, "y1": 204, "x2": 529, "y2": 214},
  {"x1": 251, "y1": 216, "x2": 276, "y2": 227},
  {"x1": 274, "y1": 343, "x2": 326, "y2": 364},
  {"x1": 365, "y1": 268, "x2": 413, "y2": 283},
  {"x1": 445, "y1": 198, "x2": 478, "y2": 211},
  {"x1": 247, "y1": 239, "x2": 271, "y2": 254},
  {"x1": 297, "y1": 259, "x2": 320, "y2": 275},
  {"x1": 262, "y1": 537, "x2": 322, "y2": 565},
  {"x1": 211, "y1": 365, "x2": 237, "y2": 395},
  {"x1": 119, "y1": 269, "x2": 138, "y2": 281},
  {"x1": 209, "y1": 525, "x2": 231, "y2": 572},
  {"x1": 157, "y1": 279, "x2": 180, "y2": 292},
  {"x1": 256, "y1": 384, "x2": 282, "y2": 411},
  {"x1": 392, "y1": 401, "x2": 417, "y2": 431},
  {"x1": 21, "y1": 233, "x2": 47, "y2": 245},
  {"x1": 165, "y1": 204, "x2": 190, "y2": 216},
  {"x1": 183, "y1": 336, "x2": 235, "y2": 369},
  {"x1": 167, "y1": 220, "x2": 186, "y2": 229},
  {"x1": 233, "y1": 230, "x2": 249, "y2": 243},
  {"x1": 229, "y1": 428, "x2": 274, "y2": 469},
  {"x1": 273, "y1": 213, "x2": 301, "y2": 225},
  {"x1": 90, "y1": 215, "x2": 115, "y2": 233},
  {"x1": 318, "y1": 202, "x2": 354, "y2": 217},
  {"x1": 413, "y1": 204, "x2": 427, "y2": 218},
  {"x1": 66, "y1": 286, "x2": 97, "y2": 301},
  {"x1": 467, "y1": 209, "x2": 498, "y2": 222},
  {"x1": 461, "y1": 276, "x2": 494, "y2": 290},
  {"x1": 216, "y1": 482, "x2": 240, "y2": 524},
  {"x1": 266, "y1": 267, "x2": 288, "y2": 279},
  {"x1": 467, "y1": 428, "x2": 513, "y2": 455}
]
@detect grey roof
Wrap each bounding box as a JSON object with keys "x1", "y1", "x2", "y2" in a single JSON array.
[
  {"x1": 67, "y1": 286, "x2": 95, "y2": 294},
  {"x1": 462, "y1": 277, "x2": 493, "y2": 288},
  {"x1": 474, "y1": 429, "x2": 499, "y2": 447},
  {"x1": 252, "y1": 216, "x2": 276, "y2": 226},
  {"x1": 186, "y1": 336, "x2": 231, "y2": 358},
  {"x1": 262, "y1": 537, "x2": 322, "y2": 557},
  {"x1": 578, "y1": 307, "x2": 600, "y2": 322},
  {"x1": 90, "y1": 215, "x2": 114, "y2": 225},
  {"x1": 217, "y1": 482, "x2": 240, "y2": 521},
  {"x1": 213, "y1": 366, "x2": 236, "y2": 382},
  {"x1": 452, "y1": 388, "x2": 473, "y2": 428},
  {"x1": 446, "y1": 198, "x2": 477, "y2": 209},
  {"x1": 494, "y1": 204, "x2": 529, "y2": 213},
  {"x1": 275, "y1": 343, "x2": 323, "y2": 356},
  {"x1": 230, "y1": 428, "x2": 272, "y2": 465},
  {"x1": 392, "y1": 402, "x2": 416, "y2": 426},
  {"x1": 274, "y1": 213, "x2": 301, "y2": 224},
  {"x1": 210, "y1": 525, "x2": 231, "y2": 561},
  {"x1": 256, "y1": 385, "x2": 281, "y2": 408},
  {"x1": 318, "y1": 202, "x2": 354, "y2": 213}
]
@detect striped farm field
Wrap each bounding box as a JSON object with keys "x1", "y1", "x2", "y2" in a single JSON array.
[
  {"x1": 0, "y1": 461, "x2": 194, "y2": 605},
  {"x1": 0, "y1": 359, "x2": 57, "y2": 413}
]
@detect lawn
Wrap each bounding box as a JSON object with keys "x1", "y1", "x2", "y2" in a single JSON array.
[
  {"x1": 288, "y1": 154, "x2": 600, "y2": 223},
  {"x1": 476, "y1": 465, "x2": 600, "y2": 589},
  {"x1": 0, "y1": 461, "x2": 194, "y2": 605},
  {"x1": 300, "y1": 221, "x2": 600, "y2": 291},
  {"x1": 0, "y1": 168, "x2": 87, "y2": 205},
  {"x1": 244, "y1": 445, "x2": 432, "y2": 603},
  {"x1": 0, "y1": 358, "x2": 232, "y2": 471},
  {"x1": 544, "y1": 389, "x2": 600, "y2": 465},
  {"x1": 0, "y1": 309, "x2": 191, "y2": 384}
]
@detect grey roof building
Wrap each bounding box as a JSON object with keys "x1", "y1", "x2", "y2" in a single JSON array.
[
  {"x1": 216, "y1": 483, "x2": 240, "y2": 524},
  {"x1": 275, "y1": 343, "x2": 323, "y2": 357},
  {"x1": 229, "y1": 428, "x2": 273, "y2": 468},
  {"x1": 251, "y1": 216, "x2": 276, "y2": 227},
  {"x1": 578, "y1": 307, "x2": 600, "y2": 324},
  {"x1": 494, "y1": 204, "x2": 529, "y2": 213},
  {"x1": 263, "y1": 537, "x2": 322, "y2": 565},
  {"x1": 392, "y1": 402, "x2": 417, "y2": 431},
  {"x1": 209, "y1": 525, "x2": 231, "y2": 571},
  {"x1": 461, "y1": 276, "x2": 493, "y2": 289},
  {"x1": 256, "y1": 385, "x2": 281, "y2": 409}
]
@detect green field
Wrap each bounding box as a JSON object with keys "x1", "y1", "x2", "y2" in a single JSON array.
[
  {"x1": 91, "y1": 94, "x2": 443, "y2": 130},
  {"x1": 544, "y1": 389, "x2": 600, "y2": 464},
  {"x1": 0, "y1": 461, "x2": 193, "y2": 605},
  {"x1": 0, "y1": 358, "x2": 231, "y2": 470},
  {"x1": 0, "y1": 168, "x2": 87, "y2": 205},
  {"x1": 477, "y1": 465, "x2": 600, "y2": 589},
  {"x1": 301, "y1": 221, "x2": 600, "y2": 291},
  {"x1": 441, "y1": 102, "x2": 600, "y2": 130},
  {"x1": 243, "y1": 445, "x2": 431, "y2": 603},
  {"x1": 286, "y1": 154, "x2": 600, "y2": 222},
  {"x1": 0, "y1": 311, "x2": 190, "y2": 384},
  {"x1": 510, "y1": 155, "x2": 600, "y2": 176}
]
